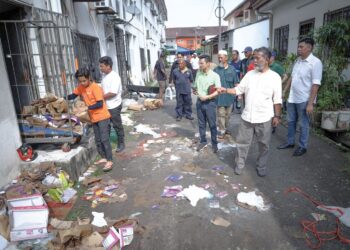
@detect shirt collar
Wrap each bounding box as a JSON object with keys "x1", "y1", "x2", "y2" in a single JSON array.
[{"x1": 299, "y1": 53, "x2": 314, "y2": 62}]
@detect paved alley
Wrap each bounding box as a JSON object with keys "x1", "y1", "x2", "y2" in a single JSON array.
[{"x1": 69, "y1": 97, "x2": 350, "y2": 250}]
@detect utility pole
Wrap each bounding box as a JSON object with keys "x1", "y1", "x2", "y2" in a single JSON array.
[
  {"x1": 215, "y1": 0, "x2": 225, "y2": 50},
  {"x1": 218, "y1": 0, "x2": 222, "y2": 47}
]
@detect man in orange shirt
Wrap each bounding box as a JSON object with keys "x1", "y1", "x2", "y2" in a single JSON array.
[{"x1": 68, "y1": 68, "x2": 113, "y2": 171}]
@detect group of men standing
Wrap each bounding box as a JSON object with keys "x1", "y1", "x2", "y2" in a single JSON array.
[{"x1": 157, "y1": 36, "x2": 322, "y2": 177}]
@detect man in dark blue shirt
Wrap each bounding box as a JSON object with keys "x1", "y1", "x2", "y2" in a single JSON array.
[{"x1": 172, "y1": 59, "x2": 194, "y2": 121}]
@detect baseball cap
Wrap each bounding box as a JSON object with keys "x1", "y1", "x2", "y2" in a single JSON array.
[{"x1": 242, "y1": 46, "x2": 253, "y2": 52}]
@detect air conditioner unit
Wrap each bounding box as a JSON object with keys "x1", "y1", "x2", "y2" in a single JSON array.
[{"x1": 94, "y1": 0, "x2": 118, "y2": 14}]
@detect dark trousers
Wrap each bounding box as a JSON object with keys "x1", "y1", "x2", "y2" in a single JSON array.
[
  {"x1": 175, "y1": 92, "x2": 192, "y2": 117},
  {"x1": 92, "y1": 118, "x2": 113, "y2": 161},
  {"x1": 196, "y1": 99, "x2": 218, "y2": 146},
  {"x1": 109, "y1": 104, "x2": 125, "y2": 144}
]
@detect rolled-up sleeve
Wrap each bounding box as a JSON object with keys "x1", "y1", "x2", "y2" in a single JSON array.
[
  {"x1": 234, "y1": 74, "x2": 248, "y2": 95},
  {"x1": 312, "y1": 60, "x2": 323, "y2": 85},
  {"x1": 273, "y1": 75, "x2": 282, "y2": 104}
]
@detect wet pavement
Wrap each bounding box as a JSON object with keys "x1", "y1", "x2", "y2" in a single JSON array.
[{"x1": 72, "y1": 97, "x2": 350, "y2": 250}]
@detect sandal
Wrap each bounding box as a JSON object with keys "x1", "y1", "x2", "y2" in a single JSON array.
[
  {"x1": 103, "y1": 161, "x2": 113, "y2": 172},
  {"x1": 94, "y1": 158, "x2": 107, "y2": 165}
]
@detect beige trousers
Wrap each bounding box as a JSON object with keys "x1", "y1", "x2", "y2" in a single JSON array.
[{"x1": 217, "y1": 106, "x2": 232, "y2": 133}]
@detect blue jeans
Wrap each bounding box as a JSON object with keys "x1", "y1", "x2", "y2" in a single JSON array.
[
  {"x1": 196, "y1": 99, "x2": 218, "y2": 146},
  {"x1": 287, "y1": 102, "x2": 310, "y2": 149}
]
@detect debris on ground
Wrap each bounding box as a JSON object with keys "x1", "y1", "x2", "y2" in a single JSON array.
[
  {"x1": 143, "y1": 98, "x2": 163, "y2": 110},
  {"x1": 217, "y1": 142, "x2": 236, "y2": 150},
  {"x1": 236, "y1": 191, "x2": 270, "y2": 212},
  {"x1": 177, "y1": 185, "x2": 213, "y2": 207},
  {"x1": 311, "y1": 213, "x2": 327, "y2": 221},
  {"x1": 134, "y1": 124, "x2": 161, "y2": 138},
  {"x1": 210, "y1": 216, "x2": 231, "y2": 227},
  {"x1": 216, "y1": 191, "x2": 228, "y2": 199},
  {"x1": 91, "y1": 212, "x2": 108, "y2": 227},
  {"x1": 161, "y1": 185, "x2": 183, "y2": 198},
  {"x1": 165, "y1": 174, "x2": 183, "y2": 183},
  {"x1": 81, "y1": 176, "x2": 126, "y2": 208}
]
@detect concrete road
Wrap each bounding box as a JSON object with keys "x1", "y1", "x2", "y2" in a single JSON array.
[{"x1": 77, "y1": 98, "x2": 350, "y2": 250}]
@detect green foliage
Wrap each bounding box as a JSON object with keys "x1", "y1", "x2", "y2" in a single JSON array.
[
  {"x1": 281, "y1": 53, "x2": 298, "y2": 75},
  {"x1": 314, "y1": 20, "x2": 350, "y2": 111}
]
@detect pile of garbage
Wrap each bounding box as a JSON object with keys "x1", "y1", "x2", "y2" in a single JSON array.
[{"x1": 20, "y1": 94, "x2": 90, "y2": 135}]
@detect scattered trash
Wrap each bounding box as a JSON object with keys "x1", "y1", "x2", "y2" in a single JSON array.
[
  {"x1": 217, "y1": 142, "x2": 236, "y2": 150},
  {"x1": 161, "y1": 185, "x2": 183, "y2": 198},
  {"x1": 143, "y1": 98, "x2": 163, "y2": 110},
  {"x1": 177, "y1": 185, "x2": 213, "y2": 207},
  {"x1": 220, "y1": 207, "x2": 230, "y2": 214},
  {"x1": 61, "y1": 188, "x2": 77, "y2": 203},
  {"x1": 165, "y1": 174, "x2": 183, "y2": 183},
  {"x1": 81, "y1": 231, "x2": 104, "y2": 247},
  {"x1": 151, "y1": 204, "x2": 160, "y2": 210},
  {"x1": 209, "y1": 200, "x2": 220, "y2": 208},
  {"x1": 49, "y1": 218, "x2": 74, "y2": 230},
  {"x1": 181, "y1": 163, "x2": 201, "y2": 174},
  {"x1": 6, "y1": 185, "x2": 49, "y2": 241},
  {"x1": 311, "y1": 213, "x2": 327, "y2": 221},
  {"x1": 128, "y1": 103, "x2": 144, "y2": 111},
  {"x1": 211, "y1": 216, "x2": 231, "y2": 227},
  {"x1": 130, "y1": 212, "x2": 142, "y2": 218},
  {"x1": 236, "y1": 191, "x2": 270, "y2": 212},
  {"x1": 231, "y1": 184, "x2": 240, "y2": 191},
  {"x1": 164, "y1": 147, "x2": 172, "y2": 154},
  {"x1": 134, "y1": 124, "x2": 161, "y2": 138},
  {"x1": 216, "y1": 191, "x2": 228, "y2": 199},
  {"x1": 317, "y1": 205, "x2": 350, "y2": 227},
  {"x1": 103, "y1": 225, "x2": 134, "y2": 249},
  {"x1": 169, "y1": 155, "x2": 180, "y2": 161},
  {"x1": 91, "y1": 212, "x2": 108, "y2": 227},
  {"x1": 212, "y1": 165, "x2": 225, "y2": 171}
]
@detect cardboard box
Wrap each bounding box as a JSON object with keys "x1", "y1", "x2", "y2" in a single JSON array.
[{"x1": 7, "y1": 194, "x2": 49, "y2": 241}]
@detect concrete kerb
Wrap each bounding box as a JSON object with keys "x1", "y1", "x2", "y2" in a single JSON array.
[{"x1": 19, "y1": 134, "x2": 97, "y2": 181}]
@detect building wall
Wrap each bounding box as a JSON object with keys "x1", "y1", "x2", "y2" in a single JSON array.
[
  {"x1": 0, "y1": 40, "x2": 22, "y2": 186},
  {"x1": 271, "y1": 0, "x2": 349, "y2": 54},
  {"x1": 233, "y1": 19, "x2": 269, "y2": 58}
]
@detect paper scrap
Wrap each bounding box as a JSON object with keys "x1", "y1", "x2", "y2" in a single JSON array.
[
  {"x1": 177, "y1": 185, "x2": 213, "y2": 207},
  {"x1": 211, "y1": 216, "x2": 231, "y2": 227},
  {"x1": 91, "y1": 212, "x2": 108, "y2": 227}
]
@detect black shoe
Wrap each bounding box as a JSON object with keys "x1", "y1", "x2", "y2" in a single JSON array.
[
  {"x1": 197, "y1": 143, "x2": 207, "y2": 152},
  {"x1": 277, "y1": 143, "x2": 295, "y2": 149},
  {"x1": 116, "y1": 143, "x2": 125, "y2": 153},
  {"x1": 176, "y1": 116, "x2": 182, "y2": 121},
  {"x1": 234, "y1": 167, "x2": 243, "y2": 175},
  {"x1": 212, "y1": 145, "x2": 218, "y2": 153},
  {"x1": 293, "y1": 147, "x2": 307, "y2": 157},
  {"x1": 256, "y1": 168, "x2": 267, "y2": 177},
  {"x1": 185, "y1": 116, "x2": 194, "y2": 120}
]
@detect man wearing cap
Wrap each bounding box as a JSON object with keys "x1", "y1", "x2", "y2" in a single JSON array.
[
  {"x1": 277, "y1": 37, "x2": 323, "y2": 156},
  {"x1": 169, "y1": 53, "x2": 193, "y2": 84},
  {"x1": 214, "y1": 50, "x2": 239, "y2": 138},
  {"x1": 191, "y1": 53, "x2": 199, "y2": 79},
  {"x1": 241, "y1": 46, "x2": 254, "y2": 78}
]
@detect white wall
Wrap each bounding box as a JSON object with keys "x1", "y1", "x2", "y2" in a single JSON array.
[
  {"x1": 271, "y1": 0, "x2": 350, "y2": 54},
  {"x1": 233, "y1": 19, "x2": 269, "y2": 59},
  {"x1": 0, "y1": 41, "x2": 22, "y2": 186}
]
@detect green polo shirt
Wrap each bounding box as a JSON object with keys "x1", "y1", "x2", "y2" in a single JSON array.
[
  {"x1": 270, "y1": 61, "x2": 285, "y2": 78},
  {"x1": 193, "y1": 69, "x2": 221, "y2": 96}
]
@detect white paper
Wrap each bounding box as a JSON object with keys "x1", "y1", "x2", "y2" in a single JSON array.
[
  {"x1": 237, "y1": 191, "x2": 269, "y2": 211},
  {"x1": 61, "y1": 188, "x2": 77, "y2": 203},
  {"x1": 177, "y1": 185, "x2": 213, "y2": 207},
  {"x1": 91, "y1": 212, "x2": 108, "y2": 227},
  {"x1": 134, "y1": 124, "x2": 161, "y2": 138}
]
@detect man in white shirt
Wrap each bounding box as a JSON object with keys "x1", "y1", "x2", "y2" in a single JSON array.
[
  {"x1": 219, "y1": 47, "x2": 282, "y2": 177},
  {"x1": 99, "y1": 56, "x2": 125, "y2": 152},
  {"x1": 278, "y1": 38, "x2": 323, "y2": 157},
  {"x1": 191, "y1": 53, "x2": 199, "y2": 79}
]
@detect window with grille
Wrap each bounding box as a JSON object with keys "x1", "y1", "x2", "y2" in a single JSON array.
[
  {"x1": 140, "y1": 48, "x2": 146, "y2": 70},
  {"x1": 274, "y1": 25, "x2": 289, "y2": 57},
  {"x1": 324, "y1": 5, "x2": 350, "y2": 23},
  {"x1": 299, "y1": 18, "x2": 315, "y2": 39}
]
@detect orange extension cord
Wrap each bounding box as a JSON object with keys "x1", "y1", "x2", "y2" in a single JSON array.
[{"x1": 286, "y1": 187, "x2": 350, "y2": 249}]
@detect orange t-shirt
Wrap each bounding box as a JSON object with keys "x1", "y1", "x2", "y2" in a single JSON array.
[{"x1": 73, "y1": 83, "x2": 110, "y2": 123}]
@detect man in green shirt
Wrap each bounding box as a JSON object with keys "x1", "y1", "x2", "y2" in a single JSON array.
[
  {"x1": 214, "y1": 50, "x2": 239, "y2": 138},
  {"x1": 269, "y1": 51, "x2": 287, "y2": 81},
  {"x1": 193, "y1": 55, "x2": 221, "y2": 153}
]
